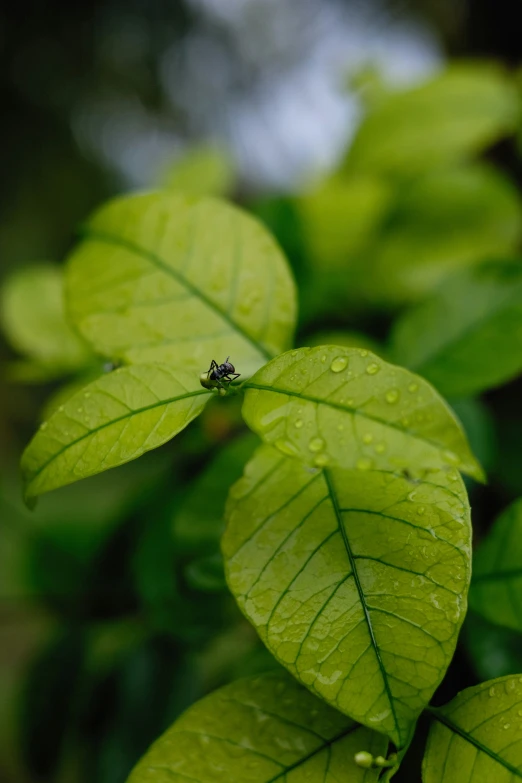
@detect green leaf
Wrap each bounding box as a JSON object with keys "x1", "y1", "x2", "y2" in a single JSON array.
[
  {"x1": 222, "y1": 444, "x2": 471, "y2": 748},
  {"x1": 423, "y1": 676, "x2": 522, "y2": 782},
  {"x1": 21, "y1": 364, "x2": 212, "y2": 501},
  {"x1": 391, "y1": 261, "x2": 522, "y2": 397},
  {"x1": 158, "y1": 146, "x2": 235, "y2": 197},
  {"x1": 1, "y1": 263, "x2": 92, "y2": 371},
  {"x1": 65, "y1": 192, "x2": 296, "y2": 377},
  {"x1": 469, "y1": 498, "x2": 522, "y2": 632},
  {"x1": 127, "y1": 671, "x2": 388, "y2": 783},
  {"x1": 346, "y1": 64, "x2": 519, "y2": 177},
  {"x1": 361, "y1": 165, "x2": 522, "y2": 306},
  {"x1": 242, "y1": 346, "x2": 484, "y2": 482},
  {"x1": 464, "y1": 612, "x2": 522, "y2": 682}
]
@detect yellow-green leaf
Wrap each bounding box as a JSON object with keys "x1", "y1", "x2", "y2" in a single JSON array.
[
  {"x1": 127, "y1": 671, "x2": 388, "y2": 783},
  {"x1": 391, "y1": 261, "x2": 522, "y2": 397},
  {"x1": 242, "y1": 346, "x2": 483, "y2": 482},
  {"x1": 65, "y1": 192, "x2": 296, "y2": 378},
  {"x1": 21, "y1": 364, "x2": 212, "y2": 501},
  {"x1": 362, "y1": 165, "x2": 522, "y2": 306},
  {"x1": 223, "y1": 444, "x2": 471, "y2": 748},
  {"x1": 1, "y1": 263, "x2": 92, "y2": 372},
  {"x1": 346, "y1": 64, "x2": 519, "y2": 177},
  {"x1": 158, "y1": 146, "x2": 235, "y2": 197},
  {"x1": 423, "y1": 676, "x2": 522, "y2": 782},
  {"x1": 470, "y1": 498, "x2": 522, "y2": 632}
]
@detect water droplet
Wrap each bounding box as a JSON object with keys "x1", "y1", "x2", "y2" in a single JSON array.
[
  {"x1": 489, "y1": 686, "x2": 496, "y2": 697},
  {"x1": 504, "y1": 724, "x2": 511, "y2": 730},
  {"x1": 359, "y1": 349, "x2": 369, "y2": 357},
  {"x1": 84, "y1": 392, "x2": 91, "y2": 398},
  {"x1": 295, "y1": 419, "x2": 303, "y2": 429},
  {"x1": 58, "y1": 405, "x2": 64, "y2": 413},
  {"x1": 408, "y1": 491, "x2": 417, "y2": 501},
  {"x1": 517, "y1": 709, "x2": 522, "y2": 717},
  {"x1": 375, "y1": 443, "x2": 386, "y2": 454},
  {"x1": 417, "y1": 506, "x2": 426, "y2": 515},
  {"x1": 346, "y1": 398, "x2": 354, "y2": 406},
  {"x1": 77, "y1": 407, "x2": 84, "y2": 414},
  {"x1": 321, "y1": 354, "x2": 327, "y2": 364},
  {"x1": 363, "y1": 433, "x2": 373, "y2": 444},
  {"x1": 385, "y1": 389, "x2": 400, "y2": 404},
  {"x1": 314, "y1": 453, "x2": 329, "y2": 467},
  {"x1": 408, "y1": 383, "x2": 418, "y2": 393},
  {"x1": 330, "y1": 356, "x2": 348, "y2": 373},
  {"x1": 443, "y1": 450, "x2": 460, "y2": 466},
  {"x1": 356, "y1": 457, "x2": 373, "y2": 471},
  {"x1": 366, "y1": 362, "x2": 380, "y2": 375},
  {"x1": 275, "y1": 439, "x2": 300, "y2": 457},
  {"x1": 291, "y1": 350, "x2": 299, "y2": 357},
  {"x1": 40, "y1": 421, "x2": 48, "y2": 431},
  {"x1": 309, "y1": 437, "x2": 325, "y2": 453}
]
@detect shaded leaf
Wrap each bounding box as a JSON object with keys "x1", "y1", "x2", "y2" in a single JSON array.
[
  {"x1": 242, "y1": 346, "x2": 483, "y2": 481},
  {"x1": 347, "y1": 64, "x2": 519, "y2": 177},
  {"x1": 21, "y1": 364, "x2": 212, "y2": 501},
  {"x1": 423, "y1": 676, "x2": 522, "y2": 782},
  {"x1": 391, "y1": 261, "x2": 522, "y2": 397},
  {"x1": 362, "y1": 165, "x2": 522, "y2": 306},
  {"x1": 223, "y1": 444, "x2": 471, "y2": 748},
  {"x1": 1, "y1": 263, "x2": 91, "y2": 371},
  {"x1": 470, "y1": 498, "x2": 522, "y2": 632},
  {"x1": 464, "y1": 612, "x2": 522, "y2": 682},
  {"x1": 65, "y1": 192, "x2": 296, "y2": 377},
  {"x1": 127, "y1": 671, "x2": 388, "y2": 783}
]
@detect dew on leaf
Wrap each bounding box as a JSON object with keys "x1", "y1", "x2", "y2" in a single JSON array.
[
  {"x1": 375, "y1": 443, "x2": 386, "y2": 454},
  {"x1": 330, "y1": 356, "x2": 348, "y2": 373},
  {"x1": 40, "y1": 422, "x2": 48, "y2": 431},
  {"x1": 309, "y1": 437, "x2": 325, "y2": 453},
  {"x1": 275, "y1": 439, "x2": 300, "y2": 457},
  {"x1": 385, "y1": 389, "x2": 400, "y2": 404},
  {"x1": 295, "y1": 419, "x2": 303, "y2": 429},
  {"x1": 314, "y1": 453, "x2": 330, "y2": 467},
  {"x1": 366, "y1": 362, "x2": 380, "y2": 375},
  {"x1": 356, "y1": 457, "x2": 374, "y2": 470},
  {"x1": 408, "y1": 383, "x2": 418, "y2": 393},
  {"x1": 363, "y1": 433, "x2": 374, "y2": 444}
]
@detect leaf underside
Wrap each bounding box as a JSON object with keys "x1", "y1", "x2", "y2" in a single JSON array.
[
  {"x1": 21, "y1": 364, "x2": 212, "y2": 500},
  {"x1": 424, "y1": 676, "x2": 522, "y2": 782},
  {"x1": 223, "y1": 444, "x2": 471, "y2": 748},
  {"x1": 65, "y1": 192, "x2": 297, "y2": 378},
  {"x1": 242, "y1": 346, "x2": 484, "y2": 482},
  {"x1": 127, "y1": 671, "x2": 388, "y2": 783}
]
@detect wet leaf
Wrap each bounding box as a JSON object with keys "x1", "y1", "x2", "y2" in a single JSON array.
[
  {"x1": 242, "y1": 346, "x2": 483, "y2": 482},
  {"x1": 347, "y1": 64, "x2": 519, "y2": 177},
  {"x1": 22, "y1": 365, "x2": 212, "y2": 501},
  {"x1": 1, "y1": 263, "x2": 91, "y2": 372},
  {"x1": 127, "y1": 671, "x2": 388, "y2": 783},
  {"x1": 423, "y1": 675, "x2": 522, "y2": 782},
  {"x1": 223, "y1": 445, "x2": 471, "y2": 747},
  {"x1": 391, "y1": 261, "x2": 522, "y2": 397},
  {"x1": 65, "y1": 192, "x2": 296, "y2": 378},
  {"x1": 470, "y1": 498, "x2": 522, "y2": 632}
]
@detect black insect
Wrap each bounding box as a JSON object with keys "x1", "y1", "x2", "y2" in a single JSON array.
[{"x1": 205, "y1": 357, "x2": 241, "y2": 389}]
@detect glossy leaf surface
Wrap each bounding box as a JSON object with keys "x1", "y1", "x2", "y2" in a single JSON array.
[
  {"x1": 242, "y1": 346, "x2": 483, "y2": 481},
  {"x1": 127, "y1": 671, "x2": 388, "y2": 783},
  {"x1": 223, "y1": 445, "x2": 471, "y2": 747},
  {"x1": 1, "y1": 263, "x2": 91, "y2": 371},
  {"x1": 65, "y1": 192, "x2": 296, "y2": 377},
  {"x1": 22, "y1": 365, "x2": 212, "y2": 501},
  {"x1": 392, "y1": 261, "x2": 522, "y2": 397},
  {"x1": 470, "y1": 498, "x2": 522, "y2": 632},
  {"x1": 347, "y1": 64, "x2": 518, "y2": 177},
  {"x1": 423, "y1": 676, "x2": 522, "y2": 782}
]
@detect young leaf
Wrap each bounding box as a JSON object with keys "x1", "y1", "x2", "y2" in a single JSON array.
[
  {"x1": 242, "y1": 346, "x2": 484, "y2": 482},
  {"x1": 423, "y1": 676, "x2": 522, "y2": 782},
  {"x1": 21, "y1": 365, "x2": 212, "y2": 501},
  {"x1": 222, "y1": 444, "x2": 471, "y2": 748},
  {"x1": 65, "y1": 192, "x2": 296, "y2": 377},
  {"x1": 1, "y1": 263, "x2": 92, "y2": 372},
  {"x1": 469, "y1": 498, "x2": 522, "y2": 632},
  {"x1": 346, "y1": 64, "x2": 519, "y2": 177},
  {"x1": 127, "y1": 671, "x2": 388, "y2": 783},
  {"x1": 391, "y1": 261, "x2": 522, "y2": 398}
]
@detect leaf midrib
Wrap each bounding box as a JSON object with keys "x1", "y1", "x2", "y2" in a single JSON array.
[
  {"x1": 244, "y1": 381, "x2": 460, "y2": 465},
  {"x1": 265, "y1": 723, "x2": 359, "y2": 783},
  {"x1": 427, "y1": 706, "x2": 522, "y2": 778},
  {"x1": 82, "y1": 229, "x2": 273, "y2": 361},
  {"x1": 25, "y1": 387, "x2": 212, "y2": 488},
  {"x1": 324, "y1": 469, "x2": 402, "y2": 747}
]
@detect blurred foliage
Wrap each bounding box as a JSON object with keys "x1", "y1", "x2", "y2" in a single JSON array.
[{"x1": 2, "y1": 5, "x2": 522, "y2": 779}]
